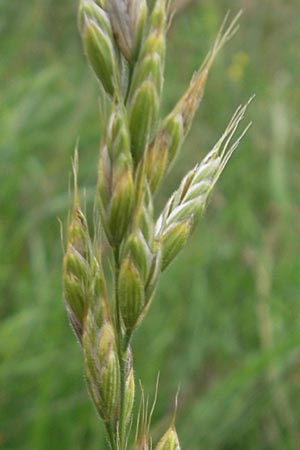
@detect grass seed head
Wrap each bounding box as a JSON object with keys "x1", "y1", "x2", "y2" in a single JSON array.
[{"x1": 64, "y1": 4, "x2": 250, "y2": 448}]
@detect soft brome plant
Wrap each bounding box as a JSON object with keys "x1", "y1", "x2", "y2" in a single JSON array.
[{"x1": 62, "y1": 1, "x2": 251, "y2": 449}]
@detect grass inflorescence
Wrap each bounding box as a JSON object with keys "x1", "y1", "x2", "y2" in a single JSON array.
[{"x1": 62, "y1": 1, "x2": 250, "y2": 449}]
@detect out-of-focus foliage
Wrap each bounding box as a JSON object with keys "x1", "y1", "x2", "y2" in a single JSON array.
[{"x1": 1, "y1": 1, "x2": 300, "y2": 449}]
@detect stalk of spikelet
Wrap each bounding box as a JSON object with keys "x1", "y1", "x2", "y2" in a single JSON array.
[
  {"x1": 63, "y1": 155, "x2": 92, "y2": 343},
  {"x1": 155, "y1": 100, "x2": 252, "y2": 271},
  {"x1": 143, "y1": 12, "x2": 242, "y2": 193}
]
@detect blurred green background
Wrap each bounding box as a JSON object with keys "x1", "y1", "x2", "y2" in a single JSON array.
[{"x1": 1, "y1": 0, "x2": 300, "y2": 449}]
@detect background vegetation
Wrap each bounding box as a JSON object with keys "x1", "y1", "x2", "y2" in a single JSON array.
[{"x1": 1, "y1": 0, "x2": 300, "y2": 449}]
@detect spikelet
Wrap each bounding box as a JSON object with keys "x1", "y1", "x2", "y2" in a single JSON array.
[
  {"x1": 117, "y1": 174, "x2": 162, "y2": 331},
  {"x1": 118, "y1": 229, "x2": 161, "y2": 330},
  {"x1": 118, "y1": 254, "x2": 145, "y2": 329},
  {"x1": 155, "y1": 426, "x2": 181, "y2": 450},
  {"x1": 79, "y1": 0, "x2": 119, "y2": 96},
  {"x1": 97, "y1": 102, "x2": 134, "y2": 246},
  {"x1": 144, "y1": 12, "x2": 242, "y2": 193},
  {"x1": 156, "y1": 100, "x2": 252, "y2": 270},
  {"x1": 106, "y1": 0, "x2": 147, "y2": 60},
  {"x1": 84, "y1": 313, "x2": 120, "y2": 424},
  {"x1": 128, "y1": 0, "x2": 168, "y2": 164},
  {"x1": 63, "y1": 156, "x2": 91, "y2": 342}
]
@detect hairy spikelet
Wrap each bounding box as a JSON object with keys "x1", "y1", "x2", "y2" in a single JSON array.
[
  {"x1": 79, "y1": 0, "x2": 120, "y2": 95},
  {"x1": 63, "y1": 158, "x2": 91, "y2": 342},
  {"x1": 97, "y1": 103, "x2": 134, "y2": 246},
  {"x1": 84, "y1": 316, "x2": 121, "y2": 423},
  {"x1": 155, "y1": 426, "x2": 181, "y2": 450},
  {"x1": 156, "y1": 101, "x2": 252, "y2": 270},
  {"x1": 128, "y1": 0, "x2": 168, "y2": 164},
  {"x1": 144, "y1": 12, "x2": 241, "y2": 193},
  {"x1": 107, "y1": 0, "x2": 147, "y2": 60}
]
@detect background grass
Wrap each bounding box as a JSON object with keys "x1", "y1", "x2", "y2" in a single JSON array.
[{"x1": 1, "y1": 0, "x2": 300, "y2": 449}]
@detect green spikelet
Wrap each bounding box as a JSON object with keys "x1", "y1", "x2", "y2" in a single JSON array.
[
  {"x1": 94, "y1": 0, "x2": 106, "y2": 8},
  {"x1": 97, "y1": 321, "x2": 120, "y2": 422},
  {"x1": 120, "y1": 231, "x2": 152, "y2": 281},
  {"x1": 88, "y1": 256, "x2": 105, "y2": 329},
  {"x1": 128, "y1": 0, "x2": 167, "y2": 164},
  {"x1": 82, "y1": 260, "x2": 120, "y2": 425},
  {"x1": 79, "y1": 0, "x2": 111, "y2": 35},
  {"x1": 118, "y1": 256, "x2": 144, "y2": 330},
  {"x1": 118, "y1": 225, "x2": 160, "y2": 330},
  {"x1": 144, "y1": 114, "x2": 183, "y2": 193},
  {"x1": 139, "y1": 190, "x2": 154, "y2": 250},
  {"x1": 117, "y1": 178, "x2": 161, "y2": 328},
  {"x1": 143, "y1": 14, "x2": 242, "y2": 192},
  {"x1": 84, "y1": 319, "x2": 120, "y2": 424},
  {"x1": 160, "y1": 218, "x2": 193, "y2": 271},
  {"x1": 129, "y1": 80, "x2": 159, "y2": 164},
  {"x1": 63, "y1": 166, "x2": 91, "y2": 342},
  {"x1": 155, "y1": 426, "x2": 181, "y2": 450},
  {"x1": 156, "y1": 102, "x2": 251, "y2": 270},
  {"x1": 80, "y1": 0, "x2": 119, "y2": 96},
  {"x1": 109, "y1": 166, "x2": 134, "y2": 243},
  {"x1": 97, "y1": 104, "x2": 134, "y2": 246},
  {"x1": 107, "y1": 0, "x2": 147, "y2": 61}
]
